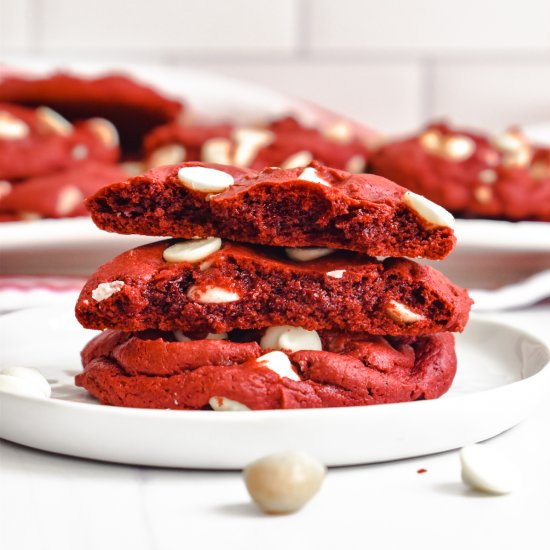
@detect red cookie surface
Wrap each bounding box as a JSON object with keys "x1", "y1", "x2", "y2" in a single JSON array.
[
  {"x1": 0, "y1": 103, "x2": 119, "y2": 180},
  {"x1": 369, "y1": 122, "x2": 550, "y2": 222},
  {"x1": 87, "y1": 161, "x2": 457, "y2": 259},
  {"x1": 0, "y1": 72, "x2": 183, "y2": 155},
  {"x1": 75, "y1": 239, "x2": 471, "y2": 336},
  {"x1": 0, "y1": 161, "x2": 127, "y2": 220},
  {"x1": 144, "y1": 116, "x2": 369, "y2": 172},
  {"x1": 76, "y1": 328, "x2": 457, "y2": 410}
]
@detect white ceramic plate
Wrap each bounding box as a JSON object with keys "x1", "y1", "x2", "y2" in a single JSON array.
[{"x1": 0, "y1": 305, "x2": 548, "y2": 469}]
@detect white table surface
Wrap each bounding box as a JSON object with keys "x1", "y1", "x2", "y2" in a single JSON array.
[{"x1": 1, "y1": 305, "x2": 549, "y2": 550}]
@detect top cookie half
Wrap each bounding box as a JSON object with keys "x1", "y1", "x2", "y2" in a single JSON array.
[{"x1": 87, "y1": 161, "x2": 456, "y2": 260}]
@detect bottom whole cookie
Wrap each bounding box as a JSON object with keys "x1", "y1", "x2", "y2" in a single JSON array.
[{"x1": 76, "y1": 329, "x2": 457, "y2": 410}]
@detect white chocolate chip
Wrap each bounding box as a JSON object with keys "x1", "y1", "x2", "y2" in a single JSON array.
[
  {"x1": 285, "y1": 247, "x2": 334, "y2": 262},
  {"x1": 0, "y1": 367, "x2": 51, "y2": 398},
  {"x1": 232, "y1": 127, "x2": 274, "y2": 167},
  {"x1": 0, "y1": 111, "x2": 29, "y2": 140},
  {"x1": 346, "y1": 154, "x2": 367, "y2": 173},
  {"x1": 20, "y1": 212, "x2": 41, "y2": 221},
  {"x1": 174, "y1": 330, "x2": 228, "y2": 342},
  {"x1": 86, "y1": 118, "x2": 119, "y2": 148},
  {"x1": 56, "y1": 186, "x2": 83, "y2": 216},
  {"x1": 36, "y1": 106, "x2": 73, "y2": 136},
  {"x1": 177, "y1": 166, "x2": 234, "y2": 193},
  {"x1": 443, "y1": 136, "x2": 476, "y2": 162},
  {"x1": 72, "y1": 144, "x2": 88, "y2": 160},
  {"x1": 163, "y1": 237, "x2": 222, "y2": 264},
  {"x1": 460, "y1": 444, "x2": 520, "y2": 495},
  {"x1": 494, "y1": 130, "x2": 525, "y2": 153},
  {"x1": 326, "y1": 269, "x2": 345, "y2": 279},
  {"x1": 256, "y1": 350, "x2": 300, "y2": 381},
  {"x1": 91, "y1": 280, "x2": 125, "y2": 302},
  {"x1": 386, "y1": 300, "x2": 424, "y2": 324},
  {"x1": 173, "y1": 330, "x2": 191, "y2": 342},
  {"x1": 478, "y1": 169, "x2": 497, "y2": 184},
  {"x1": 209, "y1": 396, "x2": 250, "y2": 411},
  {"x1": 119, "y1": 161, "x2": 144, "y2": 176},
  {"x1": 322, "y1": 120, "x2": 353, "y2": 144},
  {"x1": 418, "y1": 129, "x2": 443, "y2": 153},
  {"x1": 201, "y1": 137, "x2": 233, "y2": 165},
  {"x1": 403, "y1": 191, "x2": 455, "y2": 229},
  {"x1": 0, "y1": 375, "x2": 47, "y2": 398},
  {"x1": 148, "y1": 143, "x2": 186, "y2": 168},
  {"x1": 187, "y1": 285, "x2": 240, "y2": 304},
  {"x1": 0, "y1": 180, "x2": 12, "y2": 199},
  {"x1": 244, "y1": 451, "x2": 326, "y2": 514},
  {"x1": 280, "y1": 150, "x2": 313, "y2": 169},
  {"x1": 260, "y1": 326, "x2": 322, "y2": 354},
  {"x1": 205, "y1": 332, "x2": 228, "y2": 340},
  {"x1": 474, "y1": 186, "x2": 493, "y2": 204},
  {"x1": 297, "y1": 167, "x2": 331, "y2": 187}
]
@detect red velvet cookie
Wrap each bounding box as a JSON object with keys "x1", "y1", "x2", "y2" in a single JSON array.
[
  {"x1": 369, "y1": 122, "x2": 550, "y2": 222},
  {"x1": 86, "y1": 161, "x2": 457, "y2": 259},
  {"x1": 0, "y1": 72, "x2": 183, "y2": 155},
  {"x1": 0, "y1": 161, "x2": 127, "y2": 220},
  {"x1": 76, "y1": 328, "x2": 457, "y2": 410},
  {"x1": 75, "y1": 239, "x2": 471, "y2": 336},
  {"x1": 0, "y1": 103, "x2": 119, "y2": 180},
  {"x1": 144, "y1": 116, "x2": 369, "y2": 173}
]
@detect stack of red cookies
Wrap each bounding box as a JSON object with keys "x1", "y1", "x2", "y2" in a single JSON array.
[{"x1": 75, "y1": 161, "x2": 472, "y2": 410}]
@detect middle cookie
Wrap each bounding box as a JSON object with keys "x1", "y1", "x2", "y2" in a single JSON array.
[{"x1": 76, "y1": 239, "x2": 472, "y2": 336}]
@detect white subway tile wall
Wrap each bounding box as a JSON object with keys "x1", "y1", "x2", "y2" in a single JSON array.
[{"x1": 2, "y1": 0, "x2": 550, "y2": 134}]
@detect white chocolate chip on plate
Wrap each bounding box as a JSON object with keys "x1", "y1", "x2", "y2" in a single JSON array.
[
  {"x1": 36, "y1": 106, "x2": 73, "y2": 135},
  {"x1": 0, "y1": 111, "x2": 29, "y2": 140},
  {"x1": 386, "y1": 300, "x2": 424, "y2": 324},
  {"x1": 209, "y1": 396, "x2": 250, "y2": 411},
  {"x1": 255, "y1": 350, "x2": 300, "y2": 381},
  {"x1": 86, "y1": 118, "x2": 120, "y2": 148},
  {"x1": 474, "y1": 187, "x2": 493, "y2": 204},
  {"x1": 244, "y1": 451, "x2": 326, "y2": 514},
  {"x1": 56, "y1": 186, "x2": 83, "y2": 216},
  {"x1": 91, "y1": 280, "x2": 125, "y2": 302},
  {"x1": 280, "y1": 150, "x2": 313, "y2": 169},
  {"x1": 177, "y1": 166, "x2": 234, "y2": 193},
  {"x1": 403, "y1": 191, "x2": 455, "y2": 229},
  {"x1": 285, "y1": 247, "x2": 334, "y2": 262},
  {"x1": 460, "y1": 444, "x2": 520, "y2": 495},
  {"x1": 187, "y1": 285, "x2": 240, "y2": 304},
  {"x1": 260, "y1": 326, "x2": 322, "y2": 353},
  {"x1": 0, "y1": 367, "x2": 51, "y2": 398},
  {"x1": 163, "y1": 237, "x2": 222, "y2": 263},
  {"x1": 148, "y1": 143, "x2": 186, "y2": 168},
  {"x1": 297, "y1": 167, "x2": 331, "y2": 187}
]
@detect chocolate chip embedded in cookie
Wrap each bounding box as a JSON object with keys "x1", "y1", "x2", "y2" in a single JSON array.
[
  {"x1": 75, "y1": 328, "x2": 457, "y2": 410},
  {"x1": 75, "y1": 239, "x2": 471, "y2": 335},
  {"x1": 86, "y1": 161, "x2": 457, "y2": 259}
]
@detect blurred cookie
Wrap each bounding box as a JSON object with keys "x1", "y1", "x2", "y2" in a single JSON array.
[
  {"x1": 369, "y1": 122, "x2": 550, "y2": 222},
  {"x1": 0, "y1": 72, "x2": 183, "y2": 155}
]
